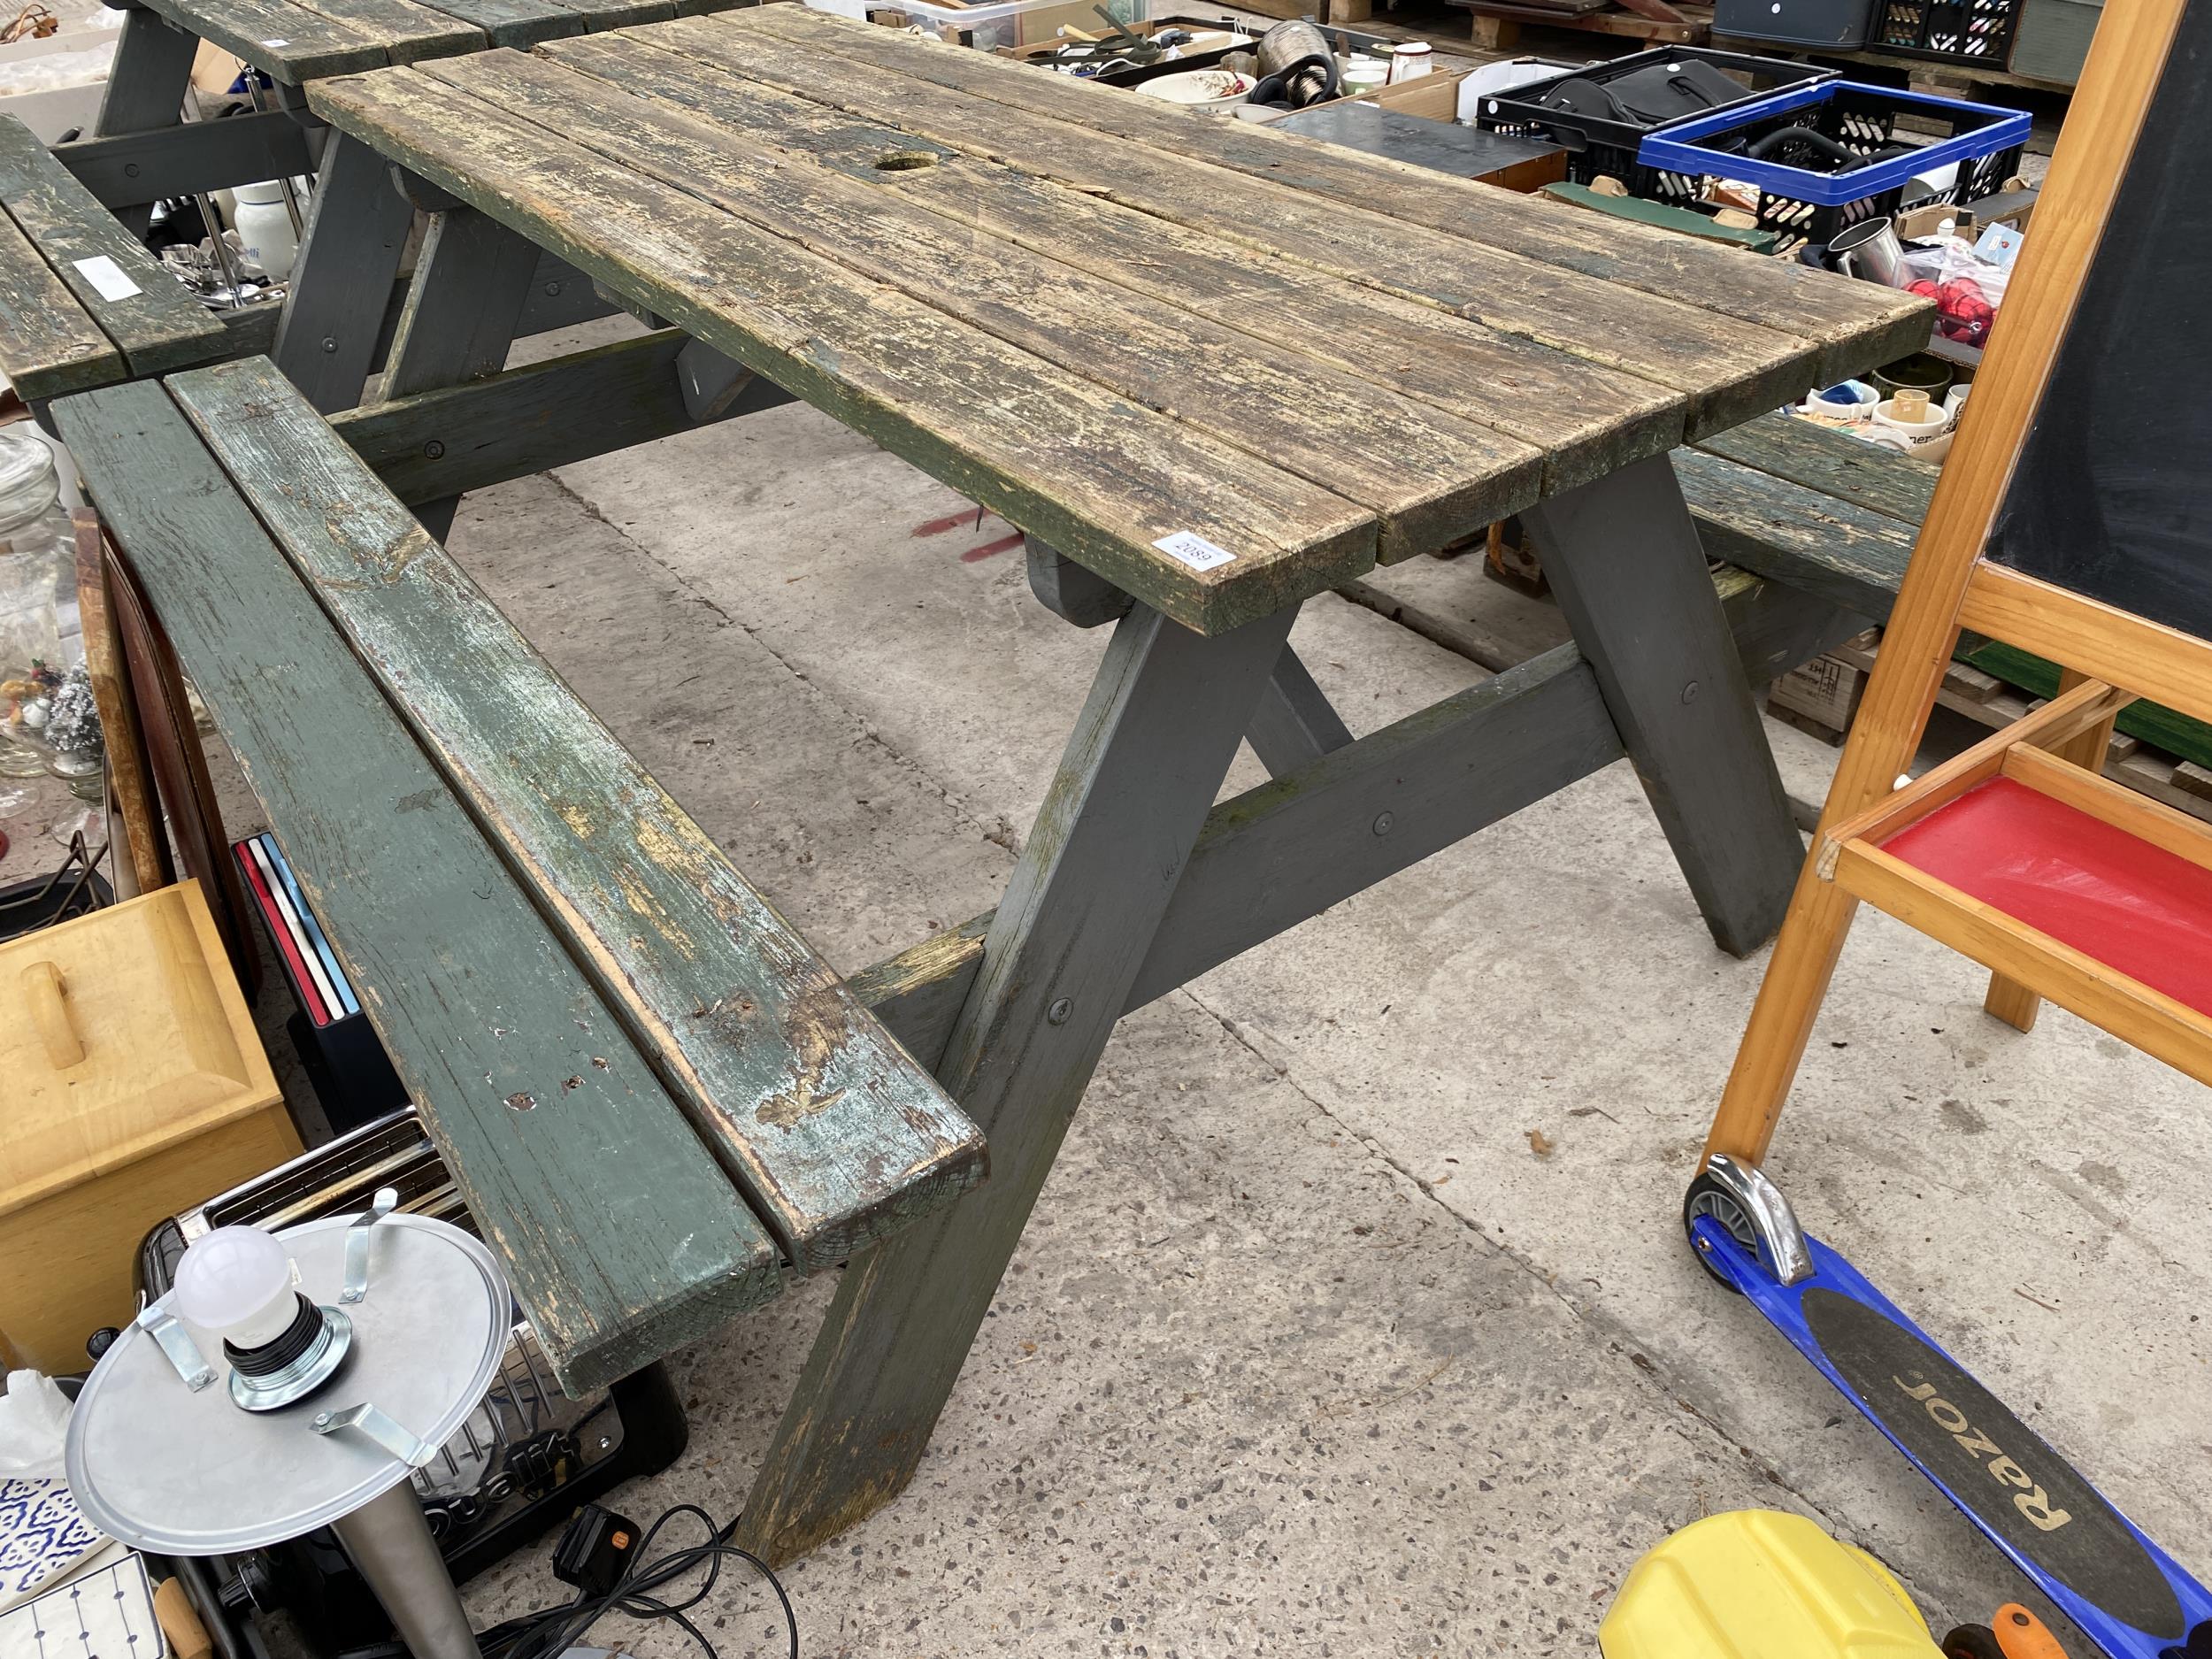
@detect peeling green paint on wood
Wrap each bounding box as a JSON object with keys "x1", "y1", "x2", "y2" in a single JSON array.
[
  {"x1": 50, "y1": 376, "x2": 781, "y2": 1394},
  {"x1": 1694, "y1": 409, "x2": 1939, "y2": 526},
  {"x1": 170, "y1": 355, "x2": 987, "y2": 1271},
  {"x1": 1674, "y1": 445, "x2": 1915, "y2": 625}
]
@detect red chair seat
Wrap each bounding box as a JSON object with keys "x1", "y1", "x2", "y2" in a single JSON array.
[{"x1": 1880, "y1": 776, "x2": 2212, "y2": 1018}]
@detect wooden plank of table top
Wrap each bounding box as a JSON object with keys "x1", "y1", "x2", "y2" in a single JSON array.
[
  {"x1": 0, "y1": 211, "x2": 119, "y2": 402},
  {"x1": 544, "y1": 0, "x2": 673, "y2": 27},
  {"x1": 632, "y1": 17, "x2": 1824, "y2": 433},
  {"x1": 0, "y1": 117, "x2": 225, "y2": 381},
  {"x1": 52, "y1": 377, "x2": 783, "y2": 1394},
  {"x1": 423, "y1": 53, "x2": 1541, "y2": 560},
  {"x1": 287, "y1": 0, "x2": 485, "y2": 60},
  {"x1": 538, "y1": 33, "x2": 1687, "y2": 503},
  {"x1": 170, "y1": 353, "x2": 987, "y2": 1271},
  {"x1": 310, "y1": 65, "x2": 1374, "y2": 634},
  {"x1": 414, "y1": 0, "x2": 581, "y2": 49},
  {"x1": 145, "y1": 0, "x2": 480, "y2": 80},
  {"x1": 741, "y1": 4, "x2": 1931, "y2": 387}
]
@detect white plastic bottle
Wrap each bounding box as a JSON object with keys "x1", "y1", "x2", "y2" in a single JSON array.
[{"x1": 233, "y1": 180, "x2": 300, "y2": 280}]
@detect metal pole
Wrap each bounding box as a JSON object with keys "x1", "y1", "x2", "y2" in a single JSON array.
[{"x1": 329, "y1": 1482, "x2": 483, "y2": 1659}]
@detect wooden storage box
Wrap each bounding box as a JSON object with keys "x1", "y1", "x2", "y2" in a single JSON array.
[{"x1": 0, "y1": 880, "x2": 297, "y2": 1373}]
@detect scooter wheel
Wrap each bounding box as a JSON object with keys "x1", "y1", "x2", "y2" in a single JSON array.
[
  {"x1": 1940, "y1": 1625, "x2": 2006, "y2": 1659},
  {"x1": 1681, "y1": 1171, "x2": 1754, "y2": 1293}
]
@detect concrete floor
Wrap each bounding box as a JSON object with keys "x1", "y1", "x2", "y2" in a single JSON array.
[{"x1": 15, "y1": 311, "x2": 2201, "y2": 1655}]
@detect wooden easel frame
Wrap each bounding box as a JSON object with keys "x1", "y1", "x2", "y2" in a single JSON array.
[{"x1": 1703, "y1": 0, "x2": 2202, "y2": 1166}]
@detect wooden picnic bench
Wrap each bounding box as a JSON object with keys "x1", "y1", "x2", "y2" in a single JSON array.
[
  {"x1": 1683, "y1": 407, "x2": 2212, "y2": 806},
  {"x1": 197, "y1": 0, "x2": 1941, "y2": 1562},
  {"x1": 48, "y1": 352, "x2": 987, "y2": 1394}
]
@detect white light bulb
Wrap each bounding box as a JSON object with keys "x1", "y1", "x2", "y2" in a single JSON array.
[{"x1": 173, "y1": 1226, "x2": 299, "y2": 1348}]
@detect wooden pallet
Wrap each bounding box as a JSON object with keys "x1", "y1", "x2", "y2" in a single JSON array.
[
  {"x1": 1706, "y1": 27, "x2": 2082, "y2": 95},
  {"x1": 1769, "y1": 634, "x2": 2212, "y2": 826},
  {"x1": 1449, "y1": 0, "x2": 1705, "y2": 49}
]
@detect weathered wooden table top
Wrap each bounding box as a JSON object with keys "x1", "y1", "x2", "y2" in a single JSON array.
[
  {"x1": 308, "y1": 4, "x2": 1931, "y2": 633},
  {"x1": 142, "y1": 0, "x2": 746, "y2": 83}
]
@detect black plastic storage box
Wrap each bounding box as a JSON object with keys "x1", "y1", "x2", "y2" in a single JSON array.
[
  {"x1": 1635, "y1": 78, "x2": 2031, "y2": 250},
  {"x1": 1873, "y1": 0, "x2": 2020, "y2": 65},
  {"x1": 1471, "y1": 47, "x2": 1837, "y2": 189},
  {"x1": 1713, "y1": 0, "x2": 1880, "y2": 47}
]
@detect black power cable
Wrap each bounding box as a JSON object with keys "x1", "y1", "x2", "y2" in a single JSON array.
[{"x1": 477, "y1": 1504, "x2": 798, "y2": 1659}]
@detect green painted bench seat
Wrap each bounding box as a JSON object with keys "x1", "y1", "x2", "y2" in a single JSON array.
[
  {"x1": 1675, "y1": 411, "x2": 2212, "y2": 771},
  {"x1": 49, "y1": 357, "x2": 986, "y2": 1393},
  {"x1": 0, "y1": 114, "x2": 227, "y2": 404}
]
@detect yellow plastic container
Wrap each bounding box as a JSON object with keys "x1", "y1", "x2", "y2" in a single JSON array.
[{"x1": 1601, "y1": 1510, "x2": 1944, "y2": 1659}]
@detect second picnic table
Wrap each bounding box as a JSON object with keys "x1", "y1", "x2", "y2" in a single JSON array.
[{"x1": 288, "y1": 0, "x2": 1929, "y2": 1560}]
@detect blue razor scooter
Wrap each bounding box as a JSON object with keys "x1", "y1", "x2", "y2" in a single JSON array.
[{"x1": 1682, "y1": 1156, "x2": 2211, "y2": 1659}]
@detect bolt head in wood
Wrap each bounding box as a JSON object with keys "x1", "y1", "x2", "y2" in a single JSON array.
[{"x1": 1046, "y1": 997, "x2": 1072, "y2": 1025}]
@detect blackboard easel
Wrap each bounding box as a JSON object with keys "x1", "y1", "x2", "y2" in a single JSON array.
[{"x1": 1704, "y1": 0, "x2": 2212, "y2": 1167}]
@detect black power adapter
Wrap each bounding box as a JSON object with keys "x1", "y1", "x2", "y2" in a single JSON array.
[{"x1": 550, "y1": 1504, "x2": 641, "y2": 1599}]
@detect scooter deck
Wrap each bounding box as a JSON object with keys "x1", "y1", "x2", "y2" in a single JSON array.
[{"x1": 1692, "y1": 1219, "x2": 2211, "y2": 1659}]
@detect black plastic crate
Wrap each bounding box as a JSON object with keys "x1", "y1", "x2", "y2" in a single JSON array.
[
  {"x1": 1873, "y1": 0, "x2": 2021, "y2": 65},
  {"x1": 1471, "y1": 47, "x2": 1837, "y2": 190},
  {"x1": 1636, "y1": 79, "x2": 2030, "y2": 251}
]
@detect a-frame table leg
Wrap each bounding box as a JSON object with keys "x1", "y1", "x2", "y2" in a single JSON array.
[
  {"x1": 735, "y1": 600, "x2": 1299, "y2": 1565},
  {"x1": 91, "y1": 8, "x2": 197, "y2": 238},
  {"x1": 1521, "y1": 452, "x2": 1804, "y2": 958},
  {"x1": 373, "y1": 204, "x2": 541, "y2": 538},
  {"x1": 272, "y1": 134, "x2": 413, "y2": 414}
]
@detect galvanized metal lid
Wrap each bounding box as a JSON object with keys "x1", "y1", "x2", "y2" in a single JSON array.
[{"x1": 65, "y1": 1211, "x2": 509, "y2": 1555}]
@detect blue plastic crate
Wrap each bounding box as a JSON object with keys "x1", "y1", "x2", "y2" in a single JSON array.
[{"x1": 1633, "y1": 80, "x2": 2032, "y2": 249}]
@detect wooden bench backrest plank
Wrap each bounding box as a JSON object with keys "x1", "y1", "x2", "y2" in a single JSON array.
[
  {"x1": 0, "y1": 115, "x2": 227, "y2": 398},
  {"x1": 168, "y1": 355, "x2": 987, "y2": 1271},
  {"x1": 51, "y1": 377, "x2": 783, "y2": 1394}
]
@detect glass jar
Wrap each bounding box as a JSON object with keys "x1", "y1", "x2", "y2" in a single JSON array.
[{"x1": 0, "y1": 427, "x2": 78, "y2": 780}]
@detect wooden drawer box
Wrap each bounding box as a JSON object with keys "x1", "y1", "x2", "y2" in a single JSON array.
[{"x1": 0, "y1": 880, "x2": 297, "y2": 1372}]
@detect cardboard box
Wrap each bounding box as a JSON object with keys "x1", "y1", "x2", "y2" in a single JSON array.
[
  {"x1": 1237, "y1": 66, "x2": 1470, "y2": 124},
  {"x1": 1768, "y1": 651, "x2": 1868, "y2": 737}
]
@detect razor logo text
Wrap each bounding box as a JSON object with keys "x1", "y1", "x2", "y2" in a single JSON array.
[{"x1": 1893, "y1": 1376, "x2": 2072, "y2": 1532}]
